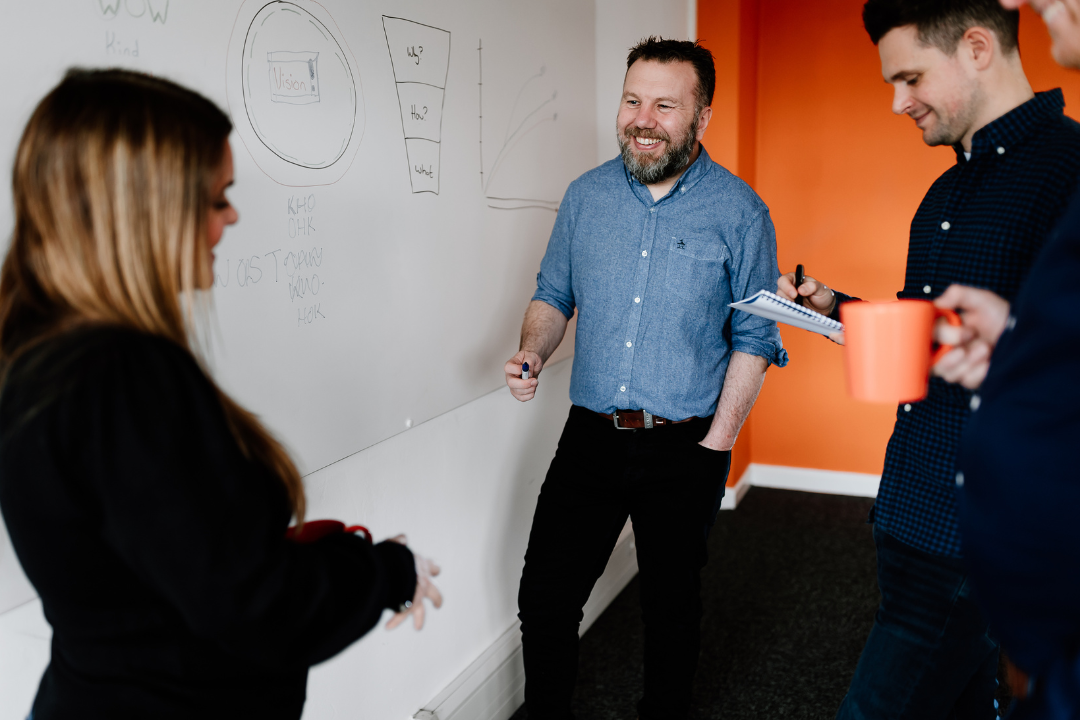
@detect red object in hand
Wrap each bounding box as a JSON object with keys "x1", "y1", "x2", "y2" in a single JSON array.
[{"x1": 285, "y1": 519, "x2": 372, "y2": 544}]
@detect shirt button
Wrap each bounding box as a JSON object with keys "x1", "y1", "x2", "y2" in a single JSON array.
[
  {"x1": 642, "y1": 250, "x2": 648, "y2": 257},
  {"x1": 970, "y1": 394, "x2": 981, "y2": 411},
  {"x1": 955, "y1": 471, "x2": 965, "y2": 488},
  {"x1": 923, "y1": 285, "x2": 932, "y2": 294},
  {"x1": 941, "y1": 221, "x2": 951, "y2": 230},
  {"x1": 634, "y1": 297, "x2": 641, "y2": 303},
  {"x1": 620, "y1": 386, "x2": 626, "y2": 392},
  {"x1": 626, "y1": 341, "x2": 632, "y2": 348},
  {"x1": 997, "y1": 146, "x2": 1005, "y2": 155},
  {"x1": 903, "y1": 404, "x2": 912, "y2": 412},
  {"x1": 680, "y1": 187, "x2": 687, "y2": 193},
  {"x1": 1006, "y1": 315, "x2": 1016, "y2": 331},
  {"x1": 650, "y1": 208, "x2": 656, "y2": 213}
]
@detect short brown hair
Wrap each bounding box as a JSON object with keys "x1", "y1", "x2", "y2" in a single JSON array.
[
  {"x1": 863, "y1": 0, "x2": 1020, "y2": 55},
  {"x1": 627, "y1": 37, "x2": 716, "y2": 112}
]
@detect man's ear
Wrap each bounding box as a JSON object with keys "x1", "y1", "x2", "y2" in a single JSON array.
[
  {"x1": 696, "y1": 105, "x2": 713, "y2": 140},
  {"x1": 963, "y1": 26, "x2": 996, "y2": 71}
]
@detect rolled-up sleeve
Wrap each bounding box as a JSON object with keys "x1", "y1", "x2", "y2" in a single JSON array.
[
  {"x1": 728, "y1": 209, "x2": 789, "y2": 367},
  {"x1": 531, "y1": 186, "x2": 578, "y2": 319}
]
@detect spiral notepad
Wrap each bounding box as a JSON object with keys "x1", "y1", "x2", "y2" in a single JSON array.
[{"x1": 730, "y1": 290, "x2": 843, "y2": 337}]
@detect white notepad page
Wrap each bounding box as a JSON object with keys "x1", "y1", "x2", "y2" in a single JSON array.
[{"x1": 730, "y1": 290, "x2": 844, "y2": 337}]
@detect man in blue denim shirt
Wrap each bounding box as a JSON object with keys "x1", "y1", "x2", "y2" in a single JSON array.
[{"x1": 503, "y1": 38, "x2": 786, "y2": 720}]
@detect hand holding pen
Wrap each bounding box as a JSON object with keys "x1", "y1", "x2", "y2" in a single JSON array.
[
  {"x1": 777, "y1": 264, "x2": 837, "y2": 316},
  {"x1": 504, "y1": 350, "x2": 543, "y2": 402}
]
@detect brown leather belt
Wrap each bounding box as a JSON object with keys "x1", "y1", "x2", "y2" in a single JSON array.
[{"x1": 598, "y1": 409, "x2": 694, "y2": 430}]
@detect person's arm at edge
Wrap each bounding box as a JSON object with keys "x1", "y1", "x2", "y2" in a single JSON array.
[
  {"x1": 699, "y1": 351, "x2": 769, "y2": 451},
  {"x1": 504, "y1": 300, "x2": 569, "y2": 402}
]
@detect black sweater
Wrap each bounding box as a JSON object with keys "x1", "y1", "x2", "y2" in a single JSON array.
[{"x1": 0, "y1": 327, "x2": 416, "y2": 719}]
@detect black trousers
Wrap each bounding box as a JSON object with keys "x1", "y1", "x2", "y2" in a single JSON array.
[{"x1": 518, "y1": 405, "x2": 731, "y2": 720}]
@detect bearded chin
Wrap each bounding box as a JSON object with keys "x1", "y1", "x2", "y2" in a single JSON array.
[{"x1": 619, "y1": 116, "x2": 699, "y2": 185}]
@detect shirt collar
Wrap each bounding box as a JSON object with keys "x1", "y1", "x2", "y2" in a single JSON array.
[
  {"x1": 624, "y1": 143, "x2": 713, "y2": 205},
  {"x1": 954, "y1": 88, "x2": 1065, "y2": 163}
]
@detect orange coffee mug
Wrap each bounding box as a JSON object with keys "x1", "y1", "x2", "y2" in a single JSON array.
[{"x1": 840, "y1": 300, "x2": 962, "y2": 403}]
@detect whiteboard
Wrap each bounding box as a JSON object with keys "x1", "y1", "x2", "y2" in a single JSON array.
[{"x1": 0, "y1": 0, "x2": 595, "y2": 473}]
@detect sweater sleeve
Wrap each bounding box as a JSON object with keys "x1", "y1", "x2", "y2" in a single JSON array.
[{"x1": 67, "y1": 331, "x2": 415, "y2": 668}]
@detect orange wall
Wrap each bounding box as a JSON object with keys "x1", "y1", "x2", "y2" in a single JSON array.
[
  {"x1": 699, "y1": 1, "x2": 1080, "y2": 479},
  {"x1": 698, "y1": 0, "x2": 761, "y2": 485}
]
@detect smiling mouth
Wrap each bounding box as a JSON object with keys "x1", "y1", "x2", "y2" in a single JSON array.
[{"x1": 632, "y1": 135, "x2": 664, "y2": 151}]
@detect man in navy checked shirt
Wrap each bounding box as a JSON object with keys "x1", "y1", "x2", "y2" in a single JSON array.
[{"x1": 778, "y1": 1, "x2": 1080, "y2": 718}]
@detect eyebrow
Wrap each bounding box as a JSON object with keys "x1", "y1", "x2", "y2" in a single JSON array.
[{"x1": 622, "y1": 91, "x2": 683, "y2": 104}]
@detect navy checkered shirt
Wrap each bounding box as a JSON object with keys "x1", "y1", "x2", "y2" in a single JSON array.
[{"x1": 833, "y1": 90, "x2": 1080, "y2": 557}]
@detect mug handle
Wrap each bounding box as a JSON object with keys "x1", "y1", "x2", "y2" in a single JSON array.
[{"x1": 930, "y1": 308, "x2": 963, "y2": 364}]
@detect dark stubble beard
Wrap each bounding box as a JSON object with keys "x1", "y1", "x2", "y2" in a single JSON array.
[{"x1": 618, "y1": 113, "x2": 699, "y2": 185}]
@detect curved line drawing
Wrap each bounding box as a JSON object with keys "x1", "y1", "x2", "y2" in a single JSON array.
[
  {"x1": 478, "y1": 40, "x2": 562, "y2": 211},
  {"x1": 241, "y1": 1, "x2": 357, "y2": 170},
  {"x1": 485, "y1": 115, "x2": 557, "y2": 193},
  {"x1": 502, "y1": 67, "x2": 546, "y2": 146}
]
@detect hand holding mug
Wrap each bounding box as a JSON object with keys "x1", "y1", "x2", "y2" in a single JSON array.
[{"x1": 841, "y1": 300, "x2": 961, "y2": 403}]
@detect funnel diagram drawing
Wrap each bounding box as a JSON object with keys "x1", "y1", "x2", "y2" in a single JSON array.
[
  {"x1": 382, "y1": 17, "x2": 450, "y2": 195},
  {"x1": 226, "y1": 0, "x2": 364, "y2": 186}
]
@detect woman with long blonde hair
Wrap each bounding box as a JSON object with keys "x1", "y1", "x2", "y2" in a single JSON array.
[{"x1": 0, "y1": 69, "x2": 439, "y2": 719}]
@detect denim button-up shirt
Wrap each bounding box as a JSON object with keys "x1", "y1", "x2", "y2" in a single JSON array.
[{"x1": 533, "y1": 146, "x2": 787, "y2": 421}]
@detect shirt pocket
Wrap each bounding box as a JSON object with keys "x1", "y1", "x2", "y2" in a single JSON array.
[{"x1": 664, "y1": 234, "x2": 726, "y2": 301}]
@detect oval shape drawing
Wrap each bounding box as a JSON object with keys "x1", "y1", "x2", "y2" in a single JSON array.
[{"x1": 238, "y1": 1, "x2": 359, "y2": 174}]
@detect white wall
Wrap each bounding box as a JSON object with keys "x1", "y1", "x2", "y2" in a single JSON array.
[{"x1": 0, "y1": 1, "x2": 692, "y2": 719}]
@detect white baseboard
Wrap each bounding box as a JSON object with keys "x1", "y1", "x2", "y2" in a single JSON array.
[
  {"x1": 412, "y1": 521, "x2": 639, "y2": 720},
  {"x1": 746, "y1": 463, "x2": 880, "y2": 498},
  {"x1": 720, "y1": 466, "x2": 752, "y2": 510}
]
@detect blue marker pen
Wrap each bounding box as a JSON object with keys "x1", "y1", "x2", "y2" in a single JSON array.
[{"x1": 522, "y1": 362, "x2": 530, "y2": 380}]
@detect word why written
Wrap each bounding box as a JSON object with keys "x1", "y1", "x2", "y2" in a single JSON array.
[{"x1": 406, "y1": 45, "x2": 423, "y2": 65}]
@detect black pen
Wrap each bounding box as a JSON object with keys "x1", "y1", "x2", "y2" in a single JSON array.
[{"x1": 794, "y1": 264, "x2": 805, "y2": 306}]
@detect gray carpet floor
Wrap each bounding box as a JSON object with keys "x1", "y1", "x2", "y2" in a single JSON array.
[{"x1": 510, "y1": 487, "x2": 882, "y2": 719}]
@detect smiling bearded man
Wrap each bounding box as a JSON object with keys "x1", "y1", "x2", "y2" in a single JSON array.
[{"x1": 503, "y1": 37, "x2": 787, "y2": 720}]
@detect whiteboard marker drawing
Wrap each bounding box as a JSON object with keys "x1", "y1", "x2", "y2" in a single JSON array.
[
  {"x1": 478, "y1": 42, "x2": 561, "y2": 212},
  {"x1": 227, "y1": 0, "x2": 364, "y2": 186},
  {"x1": 95, "y1": 0, "x2": 170, "y2": 24},
  {"x1": 382, "y1": 16, "x2": 451, "y2": 195},
  {"x1": 267, "y1": 51, "x2": 320, "y2": 105}
]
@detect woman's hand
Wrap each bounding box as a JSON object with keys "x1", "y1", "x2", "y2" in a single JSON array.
[{"x1": 385, "y1": 535, "x2": 443, "y2": 631}]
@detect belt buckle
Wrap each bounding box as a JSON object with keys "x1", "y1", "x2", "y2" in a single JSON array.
[{"x1": 612, "y1": 410, "x2": 654, "y2": 430}]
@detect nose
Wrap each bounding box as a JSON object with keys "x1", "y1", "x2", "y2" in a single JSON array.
[
  {"x1": 892, "y1": 84, "x2": 913, "y2": 116},
  {"x1": 634, "y1": 104, "x2": 657, "y2": 127}
]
